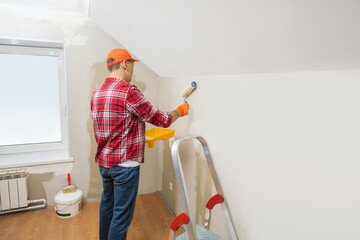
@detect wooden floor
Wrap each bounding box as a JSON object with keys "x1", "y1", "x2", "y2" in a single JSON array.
[{"x1": 0, "y1": 192, "x2": 182, "y2": 240}]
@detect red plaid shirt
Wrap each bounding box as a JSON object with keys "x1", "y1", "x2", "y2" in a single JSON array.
[{"x1": 91, "y1": 78, "x2": 172, "y2": 168}]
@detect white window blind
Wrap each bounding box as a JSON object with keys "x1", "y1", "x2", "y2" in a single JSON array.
[{"x1": 0, "y1": 54, "x2": 61, "y2": 146}]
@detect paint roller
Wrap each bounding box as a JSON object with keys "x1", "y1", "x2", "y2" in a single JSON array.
[{"x1": 181, "y1": 81, "x2": 197, "y2": 103}]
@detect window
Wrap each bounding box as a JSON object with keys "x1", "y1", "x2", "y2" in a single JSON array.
[
  {"x1": 0, "y1": 0, "x2": 90, "y2": 16},
  {"x1": 0, "y1": 38, "x2": 72, "y2": 167}
]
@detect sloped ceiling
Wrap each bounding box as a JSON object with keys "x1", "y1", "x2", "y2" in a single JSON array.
[{"x1": 90, "y1": 0, "x2": 360, "y2": 77}]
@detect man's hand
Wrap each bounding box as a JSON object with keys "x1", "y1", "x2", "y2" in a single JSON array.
[
  {"x1": 176, "y1": 103, "x2": 190, "y2": 116},
  {"x1": 170, "y1": 103, "x2": 190, "y2": 125}
]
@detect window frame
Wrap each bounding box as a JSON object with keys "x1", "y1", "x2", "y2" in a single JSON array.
[{"x1": 0, "y1": 38, "x2": 72, "y2": 167}]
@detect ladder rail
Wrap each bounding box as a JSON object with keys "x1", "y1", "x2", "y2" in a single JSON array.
[
  {"x1": 171, "y1": 136, "x2": 238, "y2": 240},
  {"x1": 171, "y1": 137, "x2": 197, "y2": 240}
]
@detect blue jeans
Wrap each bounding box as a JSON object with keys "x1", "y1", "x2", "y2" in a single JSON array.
[{"x1": 99, "y1": 165, "x2": 140, "y2": 240}]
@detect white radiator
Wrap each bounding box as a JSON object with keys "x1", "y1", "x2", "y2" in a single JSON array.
[{"x1": 0, "y1": 169, "x2": 28, "y2": 211}]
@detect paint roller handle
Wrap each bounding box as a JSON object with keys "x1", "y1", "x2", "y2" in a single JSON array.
[{"x1": 176, "y1": 103, "x2": 190, "y2": 116}]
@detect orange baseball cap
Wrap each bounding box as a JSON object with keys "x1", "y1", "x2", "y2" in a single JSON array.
[{"x1": 106, "y1": 48, "x2": 139, "y2": 67}]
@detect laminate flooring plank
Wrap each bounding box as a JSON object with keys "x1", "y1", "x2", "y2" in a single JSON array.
[{"x1": 0, "y1": 192, "x2": 181, "y2": 240}]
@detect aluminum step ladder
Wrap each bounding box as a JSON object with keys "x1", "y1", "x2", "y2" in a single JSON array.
[{"x1": 170, "y1": 136, "x2": 238, "y2": 240}]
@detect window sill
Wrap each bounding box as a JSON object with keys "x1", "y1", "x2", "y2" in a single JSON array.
[
  {"x1": 0, "y1": 149, "x2": 74, "y2": 169},
  {"x1": 0, "y1": 157, "x2": 74, "y2": 169}
]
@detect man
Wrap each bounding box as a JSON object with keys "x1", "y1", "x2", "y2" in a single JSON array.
[{"x1": 91, "y1": 48, "x2": 189, "y2": 240}]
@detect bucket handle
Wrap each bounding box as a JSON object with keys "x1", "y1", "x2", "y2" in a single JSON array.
[{"x1": 54, "y1": 199, "x2": 81, "y2": 212}]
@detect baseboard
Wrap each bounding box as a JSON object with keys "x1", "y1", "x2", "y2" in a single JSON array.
[{"x1": 156, "y1": 191, "x2": 175, "y2": 216}]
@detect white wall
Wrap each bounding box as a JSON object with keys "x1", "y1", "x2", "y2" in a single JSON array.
[
  {"x1": 0, "y1": 8, "x2": 161, "y2": 205},
  {"x1": 90, "y1": 0, "x2": 360, "y2": 77},
  {"x1": 159, "y1": 70, "x2": 360, "y2": 240},
  {"x1": 89, "y1": 1, "x2": 360, "y2": 238}
]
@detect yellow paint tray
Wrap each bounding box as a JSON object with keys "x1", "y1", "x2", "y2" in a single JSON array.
[{"x1": 145, "y1": 128, "x2": 175, "y2": 148}]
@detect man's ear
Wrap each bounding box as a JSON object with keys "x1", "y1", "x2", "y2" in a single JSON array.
[{"x1": 122, "y1": 60, "x2": 127, "y2": 69}]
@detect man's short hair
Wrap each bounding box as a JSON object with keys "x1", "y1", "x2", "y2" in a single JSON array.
[{"x1": 107, "y1": 58, "x2": 121, "y2": 72}]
